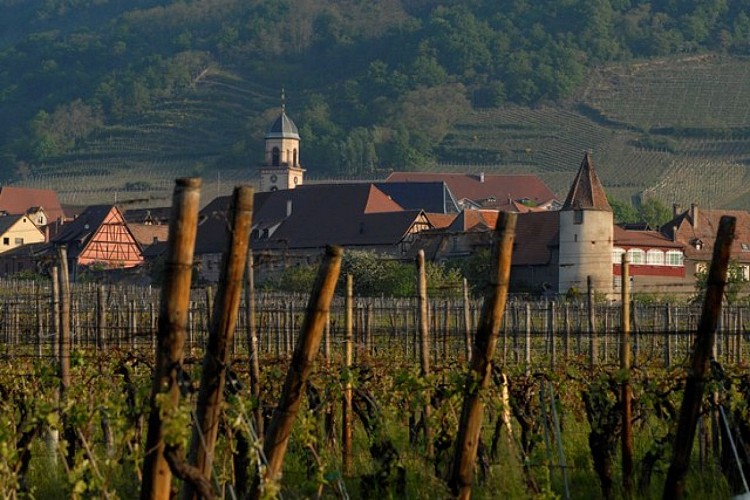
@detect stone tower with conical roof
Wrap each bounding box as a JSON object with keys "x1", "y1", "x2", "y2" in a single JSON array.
[
  {"x1": 558, "y1": 152, "x2": 614, "y2": 296},
  {"x1": 259, "y1": 95, "x2": 305, "y2": 192}
]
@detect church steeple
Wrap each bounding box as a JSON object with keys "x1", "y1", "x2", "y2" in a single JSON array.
[{"x1": 259, "y1": 90, "x2": 304, "y2": 192}]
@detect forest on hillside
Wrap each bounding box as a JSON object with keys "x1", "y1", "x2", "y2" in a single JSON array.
[{"x1": 2, "y1": 0, "x2": 750, "y2": 181}]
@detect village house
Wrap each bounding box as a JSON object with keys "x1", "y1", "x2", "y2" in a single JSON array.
[
  {"x1": 0, "y1": 205, "x2": 145, "y2": 280},
  {"x1": 0, "y1": 186, "x2": 65, "y2": 223}
]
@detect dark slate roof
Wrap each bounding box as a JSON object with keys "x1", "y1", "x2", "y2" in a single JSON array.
[
  {"x1": 0, "y1": 186, "x2": 65, "y2": 222},
  {"x1": 52, "y1": 205, "x2": 114, "y2": 245},
  {"x1": 265, "y1": 111, "x2": 300, "y2": 139},
  {"x1": 198, "y1": 184, "x2": 426, "y2": 254},
  {"x1": 374, "y1": 182, "x2": 459, "y2": 214},
  {"x1": 512, "y1": 211, "x2": 560, "y2": 266},
  {"x1": 562, "y1": 152, "x2": 612, "y2": 211},
  {"x1": 123, "y1": 207, "x2": 172, "y2": 225},
  {"x1": 253, "y1": 184, "x2": 418, "y2": 250},
  {"x1": 385, "y1": 172, "x2": 557, "y2": 207}
]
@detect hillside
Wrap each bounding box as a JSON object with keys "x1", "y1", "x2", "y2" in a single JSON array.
[{"x1": 4, "y1": 1, "x2": 750, "y2": 208}]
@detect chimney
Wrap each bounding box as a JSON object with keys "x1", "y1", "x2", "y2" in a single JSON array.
[
  {"x1": 690, "y1": 203, "x2": 698, "y2": 229},
  {"x1": 479, "y1": 172, "x2": 485, "y2": 183},
  {"x1": 673, "y1": 203, "x2": 681, "y2": 218},
  {"x1": 672, "y1": 225, "x2": 677, "y2": 242},
  {"x1": 286, "y1": 199, "x2": 293, "y2": 217}
]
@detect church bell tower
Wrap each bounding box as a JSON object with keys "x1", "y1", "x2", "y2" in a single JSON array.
[{"x1": 259, "y1": 91, "x2": 305, "y2": 192}]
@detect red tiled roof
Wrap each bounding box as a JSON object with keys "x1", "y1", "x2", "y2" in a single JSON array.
[
  {"x1": 661, "y1": 206, "x2": 750, "y2": 262},
  {"x1": 562, "y1": 153, "x2": 612, "y2": 211},
  {"x1": 385, "y1": 172, "x2": 556, "y2": 206},
  {"x1": 614, "y1": 226, "x2": 682, "y2": 249},
  {"x1": 0, "y1": 187, "x2": 65, "y2": 222},
  {"x1": 448, "y1": 210, "x2": 499, "y2": 232},
  {"x1": 425, "y1": 213, "x2": 456, "y2": 229}
]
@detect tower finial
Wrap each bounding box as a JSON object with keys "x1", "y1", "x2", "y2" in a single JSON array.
[{"x1": 281, "y1": 87, "x2": 286, "y2": 112}]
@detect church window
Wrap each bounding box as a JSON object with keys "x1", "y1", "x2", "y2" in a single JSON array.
[{"x1": 272, "y1": 147, "x2": 280, "y2": 166}]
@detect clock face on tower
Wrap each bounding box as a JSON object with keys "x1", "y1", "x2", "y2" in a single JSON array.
[
  {"x1": 270, "y1": 174, "x2": 278, "y2": 183},
  {"x1": 293, "y1": 176, "x2": 299, "y2": 185}
]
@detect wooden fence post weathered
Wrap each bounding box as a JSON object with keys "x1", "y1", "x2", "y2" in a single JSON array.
[
  {"x1": 449, "y1": 212, "x2": 517, "y2": 499},
  {"x1": 141, "y1": 178, "x2": 202, "y2": 500},
  {"x1": 184, "y1": 186, "x2": 254, "y2": 500},
  {"x1": 663, "y1": 216, "x2": 736, "y2": 499}
]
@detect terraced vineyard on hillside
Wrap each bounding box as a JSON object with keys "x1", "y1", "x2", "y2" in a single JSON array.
[{"x1": 20, "y1": 55, "x2": 750, "y2": 210}]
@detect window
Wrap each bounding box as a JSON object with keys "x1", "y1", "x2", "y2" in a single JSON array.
[
  {"x1": 646, "y1": 249, "x2": 664, "y2": 265},
  {"x1": 2, "y1": 238, "x2": 8, "y2": 245},
  {"x1": 272, "y1": 147, "x2": 280, "y2": 166},
  {"x1": 612, "y1": 247, "x2": 625, "y2": 264},
  {"x1": 627, "y1": 248, "x2": 645, "y2": 264},
  {"x1": 574, "y1": 210, "x2": 583, "y2": 224},
  {"x1": 293, "y1": 149, "x2": 298, "y2": 166},
  {"x1": 665, "y1": 250, "x2": 684, "y2": 266}
]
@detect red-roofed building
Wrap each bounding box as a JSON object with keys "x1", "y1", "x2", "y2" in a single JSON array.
[{"x1": 0, "y1": 186, "x2": 65, "y2": 223}]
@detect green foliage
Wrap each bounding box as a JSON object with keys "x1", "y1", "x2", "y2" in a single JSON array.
[
  {"x1": 3, "y1": 0, "x2": 750, "y2": 181},
  {"x1": 694, "y1": 258, "x2": 749, "y2": 304},
  {"x1": 609, "y1": 195, "x2": 673, "y2": 228}
]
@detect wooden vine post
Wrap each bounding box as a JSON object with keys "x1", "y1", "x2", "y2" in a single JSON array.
[
  {"x1": 417, "y1": 249, "x2": 434, "y2": 458},
  {"x1": 449, "y1": 212, "x2": 517, "y2": 499},
  {"x1": 184, "y1": 186, "x2": 254, "y2": 500},
  {"x1": 245, "y1": 252, "x2": 263, "y2": 440},
  {"x1": 621, "y1": 252, "x2": 633, "y2": 497},
  {"x1": 141, "y1": 178, "x2": 202, "y2": 500},
  {"x1": 342, "y1": 274, "x2": 354, "y2": 475},
  {"x1": 588, "y1": 275, "x2": 597, "y2": 367},
  {"x1": 252, "y1": 245, "x2": 343, "y2": 499},
  {"x1": 663, "y1": 215, "x2": 736, "y2": 499},
  {"x1": 58, "y1": 246, "x2": 71, "y2": 399},
  {"x1": 462, "y1": 278, "x2": 472, "y2": 360}
]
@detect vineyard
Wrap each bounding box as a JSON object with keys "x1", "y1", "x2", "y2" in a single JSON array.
[{"x1": 3, "y1": 264, "x2": 750, "y2": 496}]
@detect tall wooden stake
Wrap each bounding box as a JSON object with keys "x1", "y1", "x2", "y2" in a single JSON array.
[
  {"x1": 621, "y1": 253, "x2": 633, "y2": 497},
  {"x1": 663, "y1": 216, "x2": 736, "y2": 499},
  {"x1": 588, "y1": 275, "x2": 597, "y2": 367},
  {"x1": 184, "y1": 186, "x2": 254, "y2": 500},
  {"x1": 246, "y1": 252, "x2": 263, "y2": 440},
  {"x1": 462, "y1": 278, "x2": 472, "y2": 360},
  {"x1": 449, "y1": 212, "x2": 517, "y2": 499},
  {"x1": 417, "y1": 249, "x2": 434, "y2": 458},
  {"x1": 252, "y1": 245, "x2": 343, "y2": 499},
  {"x1": 342, "y1": 274, "x2": 354, "y2": 476},
  {"x1": 141, "y1": 178, "x2": 202, "y2": 500},
  {"x1": 58, "y1": 247, "x2": 71, "y2": 399}
]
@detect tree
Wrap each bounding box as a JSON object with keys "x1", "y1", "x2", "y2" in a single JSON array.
[{"x1": 694, "y1": 259, "x2": 749, "y2": 304}]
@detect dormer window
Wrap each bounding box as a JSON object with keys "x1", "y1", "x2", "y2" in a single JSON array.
[
  {"x1": 691, "y1": 238, "x2": 703, "y2": 250},
  {"x1": 574, "y1": 210, "x2": 583, "y2": 224}
]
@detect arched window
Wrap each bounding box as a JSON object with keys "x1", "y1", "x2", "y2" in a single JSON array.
[
  {"x1": 612, "y1": 247, "x2": 625, "y2": 264},
  {"x1": 665, "y1": 250, "x2": 684, "y2": 266},
  {"x1": 272, "y1": 147, "x2": 280, "y2": 166},
  {"x1": 646, "y1": 249, "x2": 665, "y2": 265},
  {"x1": 627, "y1": 248, "x2": 645, "y2": 264},
  {"x1": 293, "y1": 149, "x2": 298, "y2": 166}
]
